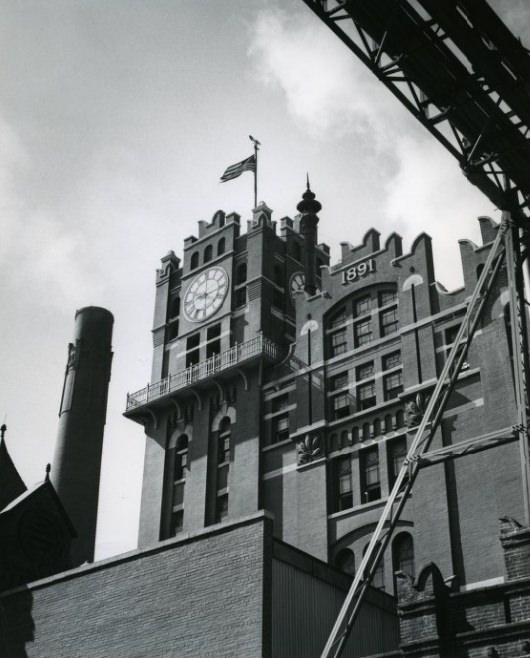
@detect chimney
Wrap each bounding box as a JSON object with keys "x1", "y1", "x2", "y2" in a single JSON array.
[{"x1": 52, "y1": 306, "x2": 114, "y2": 565}]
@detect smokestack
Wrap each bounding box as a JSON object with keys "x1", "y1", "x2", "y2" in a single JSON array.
[{"x1": 52, "y1": 306, "x2": 114, "y2": 565}]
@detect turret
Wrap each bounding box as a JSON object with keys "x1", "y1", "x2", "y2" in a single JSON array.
[{"x1": 297, "y1": 178, "x2": 322, "y2": 296}]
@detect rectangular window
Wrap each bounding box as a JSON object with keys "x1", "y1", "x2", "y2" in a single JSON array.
[
  {"x1": 172, "y1": 481, "x2": 185, "y2": 506},
  {"x1": 329, "y1": 372, "x2": 348, "y2": 391},
  {"x1": 444, "y1": 323, "x2": 469, "y2": 370},
  {"x1": 186, "y1": 333, "x2": 200, "y2": 367},
  {"x1": 218, "y1": 434, "x2": 230, "y2": 464},
  {"x1": 272, "y1": 394, "x2": 289, "y2": 412},
  {"x1": 379, "y1": 290, "x2": 397, "y2": 307},
  {"x1": 174, "y1": 452, "x2": 187, "y2": 481},
  {"x1": 330, "y1": 329, "x2": 347, "y2": 356},
  {"x1": 330, "y1": 308, "x2": 346, "y2": 328},
  {"x1": 389, "y1": 437, "x2": 407, "y2": 488},
  {"x1": 235, "y1": 287, "x2": 246, "y2": 308},
  {"x1": 168, "y1": 320, "x2": 179, "y2": 341},
  {"x1": 383, "y1": 371, "x2": 403, "y2": 401},
  {"x1": 380, "y1": 307, "x2": 399, "y2": 336},
  {"x1": 273, "y1": 415, "x2": 289, "y2": 444},
  {"x1": 272, "y1": 289, "x2": 283, "y2": 309},
  {"x1": 361, "y1": 447, "x2": 381, "y2": 503},
  {"x1": 356, "y1": 361, "x2": 374, "y2": 381},
  {"x1": 445, "y1": 325, "x2": 460, "y2": 346},
  {"x1": 206, "y1": 324, "x2": 221, "y2": 359},
  {"x1": 333, "y1": 456, "x2": 353, "y2": 512},
  {"x1": 383, "y1": 351, "x2": 401, "y2": 370},
  {"x1": 331, "y1": 392, "x2": 351, "y2": 420},
  {"x1": 354, "y1": 319, "x2": 373, "y2": 347},
  {"x1": 357, "y1": 381, "x2": 376, "y2": 410},
  {"x1": 170, "y1": 509, "x2": 184, "y2": 536},
  {"x1": 216, "y1": 493, "x2": 229, "y2": 522},
  {"x1": 217, "y1": 463, "x2": 229, "y2": 490},
  {"x1": 354, "y1": 295, "x2": 371, "y2": 317}
]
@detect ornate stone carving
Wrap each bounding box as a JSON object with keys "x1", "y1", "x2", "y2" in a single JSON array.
[
  {"x1": 405, "y1": 392, "x2": 428, "y2": 428},
  {"x1": 297, "y1": 434, "x2": 323, "y2": 465}
]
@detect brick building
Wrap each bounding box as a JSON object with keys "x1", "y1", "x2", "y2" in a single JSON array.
[
  {"x1": 2, "y1": 187, "x2": 530, "y2": 656},
  {"x1": 125, "y1": 187, "x2": 523, "y2": 598}
]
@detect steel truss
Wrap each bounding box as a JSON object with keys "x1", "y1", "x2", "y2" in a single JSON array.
[
  {"x1": 320, "y1": 212, "x2": 530, "y2": 657},
  {"x1": 301, "y1": 0, "x2": 530, "y2": 217}
]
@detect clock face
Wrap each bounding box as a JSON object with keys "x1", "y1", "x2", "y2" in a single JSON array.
[
  {"x1": 290, "y1": 271, "x2": 305, "y2": 300},
  {"x1": 183, "y1": 267, "x2": 229, "y2": 323}
]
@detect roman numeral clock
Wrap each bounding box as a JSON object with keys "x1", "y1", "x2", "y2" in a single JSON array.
[{"x1": 183, "y1": 267, "x2": 229, "y2": 323}]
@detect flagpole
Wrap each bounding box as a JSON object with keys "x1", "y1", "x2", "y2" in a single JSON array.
[{"x1": 249, "y1": 135, "x2": 260, "y2": 208}]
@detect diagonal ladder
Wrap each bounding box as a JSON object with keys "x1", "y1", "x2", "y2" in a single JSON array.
[{"x1": 321, "y1": 211, "x2": 530, "y2": 657}]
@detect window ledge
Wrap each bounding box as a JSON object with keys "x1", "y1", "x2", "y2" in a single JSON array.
[
  {"x1": 328, "y1": 492, "x2": 408, "y2": 521},
  {"x1": 297, "y1": 457, "x2": 326, "y2": 472},
  {"x1": 327, "y1": 397, "x2": 405, "y2": 429},
  {"x1": 262, "y1": 438, "x2": 292, "y2": 452}
]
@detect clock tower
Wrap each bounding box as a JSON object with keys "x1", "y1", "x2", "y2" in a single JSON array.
[{"x1": 125, "y1": 195, "x2": 329, "y2": 546}]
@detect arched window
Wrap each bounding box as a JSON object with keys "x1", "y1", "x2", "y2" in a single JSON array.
[
  {"x1": 170, "y1": 434, "x2": 189, "y2": 536},
  {"x1": 336, "y1": 549, "x2": 355, "y2": 576},
  {"x1": 328, "y1": 433, "x2": 340, "y2": 452},
  {"x1": 190, "y1": 252, "x2": 199, "y2": 270},
  {"x1": 175, "y1": 435, "x2": 189, "y2": 480},
  {"x1": 236, "y1": 263, "x2": 247, "y2": 284},
  {"x1": 329, "y1": 307, "x2": 346, "y2": 328},
  {"x1": 292, "y1": 241, "x2": 302, "y2": 262},
  {"x1": 362, "y1": 422, "x2": 371, "y2": 442},
  {"x1": 204, "y1": 244, "x2": 213, "y2": 263},
  {"x1": 340, "y1": 430, "x2": 349, "y2": 449},
  {"x1": 170, "y1": 297, "x2": 180, "y2": 318},
  {"x1": 364, "y1": 543, "x2": 385, "y2": 590},
  {"x1": 274, "y1": 266, "x2": 283, "y2": 286},
  {"x1": 384, "y1": 414, "x2": 393, "y2": 433},
  {"x1": 351, "y1": 426, "x2": 360, "y2": 444},
  {"x1": 395, "y1": 409, "x2": 405, "y2": 429},
  {"x1": 216, "y1": 418, "x2": 231, "y2": 522},
  {"x1": 217, "y1": 238, "x2": 226, "y2": 256},
  {"x1": 373, "y1": 418, "x2": 382, "y2": 437},
  {"x1": 393, "y1": 533, "x2": 415, "y2": 593}
]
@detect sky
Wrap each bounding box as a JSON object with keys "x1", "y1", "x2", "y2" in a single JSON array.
[{"x1": 1, "y1": 0, "x2": 529, "y2": 559}]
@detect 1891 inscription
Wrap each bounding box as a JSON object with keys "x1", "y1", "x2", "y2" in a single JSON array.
[{"x1": 341, "y1": 258, "x2": 375, "y2": 285}]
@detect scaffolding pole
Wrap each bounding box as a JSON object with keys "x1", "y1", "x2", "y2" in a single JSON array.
[{"x1": 320, "y1": 212, "x2": 530, "y2": 657}]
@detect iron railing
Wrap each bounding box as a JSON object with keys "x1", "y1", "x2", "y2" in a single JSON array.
[{"x1": 126, "y1": 335, "x2": 279, "y2": 410}]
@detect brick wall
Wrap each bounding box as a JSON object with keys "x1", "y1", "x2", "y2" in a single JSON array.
[
  {"x1": 396, "y1": 519, "x2": 530, "y2": 658},
  {"x1": 0, "y1": 513, "x2": 270, "y2": 658}
]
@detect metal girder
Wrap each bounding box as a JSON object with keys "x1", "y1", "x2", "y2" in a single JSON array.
[
  {"x1": 413, "y1": 426, "x2": 517, "y2": 467},
  {"x1": 301, "y1": 0, "x2": 530, "y2": 217}
]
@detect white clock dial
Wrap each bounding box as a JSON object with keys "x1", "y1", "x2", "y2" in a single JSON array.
[
  {"x1": 290, "y1": 271, "x2": 305, "y2": 300},
  {"x1": 183, "y1": 267, "x2": 229, "y2": 323}
]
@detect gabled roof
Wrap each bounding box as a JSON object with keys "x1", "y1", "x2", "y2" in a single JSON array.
[
  {"x1": 0, "y1": 435, "x2": 27, "y2": 512},
  {"x1": 0, "y1": 478, "x2": 77, "y2": 537}
]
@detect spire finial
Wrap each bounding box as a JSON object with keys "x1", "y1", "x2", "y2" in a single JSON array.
[
  {"x1": 306, "y1": 172, "x2": 310, "y2": 190},
  {"x1": 0, "y1": 424, "x2": 6, "y2": 441},
  {"x1": 45, "y1": 463, "x2": 51, "y2": 482}
]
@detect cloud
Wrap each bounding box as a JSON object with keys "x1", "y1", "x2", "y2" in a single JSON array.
[
  {"x1": 0, "y1": 116, "x2": 27, "y2": 262},
  {"x1": 489, "y1": 0, "x2": 530, "y2": 45},
  {"x1": 0, "y1": 113, "x2": 98, "y2": 309},
  {"x1": 249, "y1": 8, "x2": 400, "y2": 145},
  {"x1": 249, "y1": 7, "x2": 496, "y2": 290},
  {"x1": 382, "y1": 134, "x2": 494, "y2": 288}
]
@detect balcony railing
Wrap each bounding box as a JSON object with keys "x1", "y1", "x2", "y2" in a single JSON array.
[{"x1": 126, "y1": 335, "x2": 280, "y2": 411}]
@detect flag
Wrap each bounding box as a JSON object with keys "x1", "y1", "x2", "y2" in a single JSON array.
[{"x1": 220, "y1": 154, "x2": 256, "y2": 182}]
